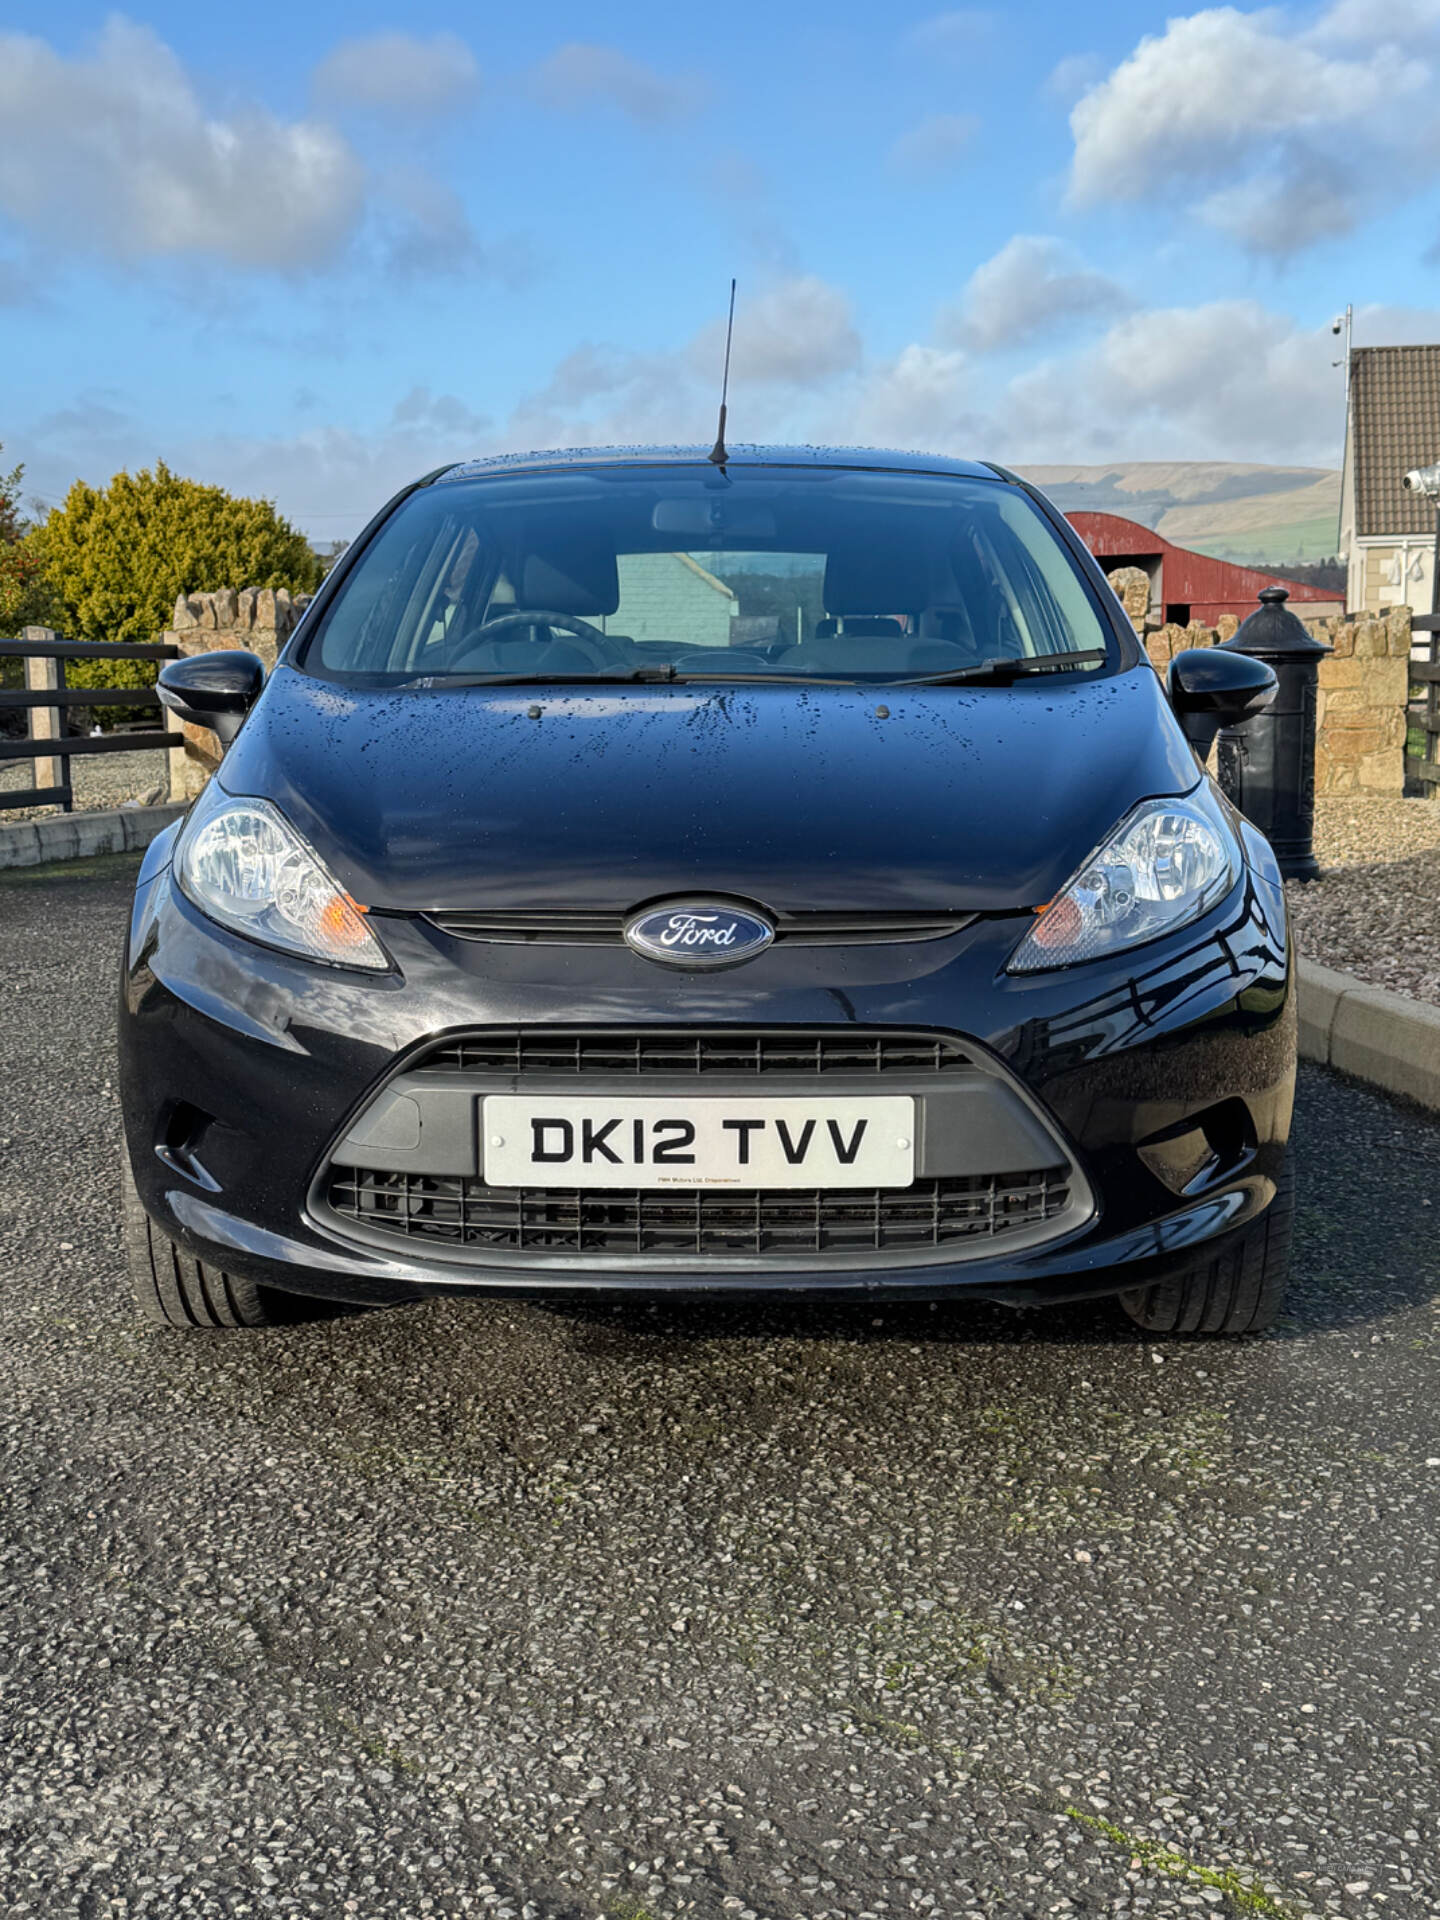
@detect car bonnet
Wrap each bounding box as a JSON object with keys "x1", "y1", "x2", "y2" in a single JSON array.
[{"x1": 215, "y1": 663, "x2": 1200, "y2": 917}]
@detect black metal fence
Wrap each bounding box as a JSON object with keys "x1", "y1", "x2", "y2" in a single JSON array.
[
  {"x1": 1409, "y1": 614, "x2": 1440, "y2": 798},
  {"x1": 0, "y1": 626, "x2": 182, "y2": 812}
]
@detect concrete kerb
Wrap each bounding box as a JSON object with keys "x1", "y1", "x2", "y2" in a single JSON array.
[
  {"x1": 0, "y1": 804, "x2": 186, "y2": 872},
  {"x1": 1298, "y1": 956, "x2": 1440, "y2": 1112}
]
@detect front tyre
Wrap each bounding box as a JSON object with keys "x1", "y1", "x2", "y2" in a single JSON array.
[
  {"x1": 1119, "y1": 1150, "x2": 1294, "y2": 1337},
  {"x1": 123, "y1": 1147, "x2": 285, "y2": 1329}
]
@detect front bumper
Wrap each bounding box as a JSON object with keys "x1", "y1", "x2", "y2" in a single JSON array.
[{"x1": 118, "y1": 823, "x2": 1295, "y2": 1308}]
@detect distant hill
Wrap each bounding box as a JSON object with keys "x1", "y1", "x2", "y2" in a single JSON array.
[{"x1": 1017, "y1": 462, "x2": 1342, "y2": 568}]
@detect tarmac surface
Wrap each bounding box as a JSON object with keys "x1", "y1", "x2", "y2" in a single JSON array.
[{"x1": 2, "y1": 852, "x2": 1438, "y2": 1920}]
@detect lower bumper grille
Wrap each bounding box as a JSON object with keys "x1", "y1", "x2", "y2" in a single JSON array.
[{"x1": 324, "y1": 1167, "x2": 1073, "y2": 1261}]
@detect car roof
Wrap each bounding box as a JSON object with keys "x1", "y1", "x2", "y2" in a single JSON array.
[{"x1": 433, "y1": 445, "x2": 1007, "y2": 486}]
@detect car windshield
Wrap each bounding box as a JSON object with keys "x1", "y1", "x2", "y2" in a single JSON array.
[{"x1": 303, "y1": 464, "x2": 1115, "y2": 687}]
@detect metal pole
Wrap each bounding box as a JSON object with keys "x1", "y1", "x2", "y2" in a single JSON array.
[{"x1": 1334, "y1": 303, "x2": 1352, "y2": 581}]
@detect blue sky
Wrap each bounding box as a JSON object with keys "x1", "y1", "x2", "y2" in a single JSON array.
[{"x1": 4, "y1": 0, "x2": 1440, "y2": 536}]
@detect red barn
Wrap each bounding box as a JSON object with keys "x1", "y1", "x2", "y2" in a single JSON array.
[{"x1": 1066, "y1": 512, "x2": 1342, "y2": 627}]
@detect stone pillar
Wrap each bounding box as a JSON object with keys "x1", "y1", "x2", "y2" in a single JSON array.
[
  {"x1": 164, "y1": 587, "x2": 310, "y2": 800},
  {"x1": 1312, "y1": 608, "x2": 1410, "y2": 797},
  {"x1": 1106, "y1": 565, "x2": 1151, "y2": 632}
]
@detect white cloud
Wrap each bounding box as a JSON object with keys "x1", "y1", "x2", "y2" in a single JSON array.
[
  {"x1": 170, "y1": 284, "x2": 846, "y2": 517},
  {"x1": 313, "y1": 32, "x2": 480, "y2": 117},
  {"x1": 847, "y1": 346, "x2": 982, "y2": 451},
  {"x1": 1314, "y1": 0, "x2": 1440, "y2": 44},
  {"x1": 0, "y1": 17, "x2": 366, "y2": 271},
  {"x1": 705, "y1": 151, "x2": 769, "y2": 204},
  {"x1": 15, "y1": 387, "x2": 497, "y2": 533},
  {"x1": 1001, "y1": 301, "x2": 1343, "y2": 464},
  {"x1": 26, "y1": 288, "x2": 1433, "y2": 539},
  {"x1": 504, "y1": 277, "x2": 861, "y2": 453},
  {"x1": 1044, "y1": 52, "x2": 1103, "y2": 103},
  {"x1": 1351, "y1": 301, "x2": 1440, "y2": 345},
  {"x1": 0, "y1": 255, "x2": 40, "y2": 307},
  {"x1": 900, "y1": 11, "x2": 994, "y2": 57},
  {"x1": 700, "y1": 153, "x2": 799, "y2": 274},
  {"x1": 940, "y1": 236, "x2": 1131, "y2": 352},
  {"x1": 505, "y1": 349, "x2": 704, "y2": 455},
  {"x1": 376, "y1": 168, "x2": 487, "y2": 280},
  {"x1": 532, "y1": 43, "x2": 697, "y2": 124},
  {"x1": 822, "y1": 297, "x2": 1382, "y2": 470},
  {"x1": 1200, "y1": 167, "x2": 1357, "y2": 254},
  {"x1": 691, "y1": 277, "x2": 863, "y2": 387},
  {"x1": 888, "y1": 114, "x2": 979, "y2": 181},
  {"x1": 1067, "y1": 1, "x2": 1440, "y2": 255}
]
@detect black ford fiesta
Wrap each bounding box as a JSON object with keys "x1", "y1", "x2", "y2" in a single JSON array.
[{"x1": 119, "y1": 446, "x2": 1294, "y2": 1336}]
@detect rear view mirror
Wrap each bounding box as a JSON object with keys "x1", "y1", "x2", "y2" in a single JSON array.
[
  {"x1": 158, "y1": 650, "x2": 265, "y2": 749},
  {"x1": 1167, "y1": 647, "x2": 1276, "y2": 756},
  {"x1": 651, "y1": 498, "x2": 778, "y2": 539}
]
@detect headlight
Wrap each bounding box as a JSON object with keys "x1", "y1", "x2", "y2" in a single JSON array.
[
  {"x1": 176, "y1": 787, "x2": 389, "y2": 971},
  {"x1": 1008, "y1": 787, "x2": 1238, "y2": 973}
]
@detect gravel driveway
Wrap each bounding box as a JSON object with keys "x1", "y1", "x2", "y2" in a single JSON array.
[
  {"x1": 1288, "y1": 798, "x2": 1440, "y2": 1007},
  {"x1": 3, "y1": 854, "x2": 1440, "y2": 1919},
  {"x1": 0, "y1": 748, "x2": 168, "y2": 825}
]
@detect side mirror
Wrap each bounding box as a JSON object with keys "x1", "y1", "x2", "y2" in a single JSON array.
[
  {"x1": 157, "y1": 650, "x2": 265, "y2": 749},
  {"x1": 1167, "y1": 647, "x2": 1276, "y2": 756}
]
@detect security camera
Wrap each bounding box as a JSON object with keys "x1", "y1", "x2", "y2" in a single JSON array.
[
  {"x1": 1402, "y1": 464, "x2": 1440, "y2": 498},
  {"x1": 1331, "y1": 317, "x2": 1343, "y2": 335}
]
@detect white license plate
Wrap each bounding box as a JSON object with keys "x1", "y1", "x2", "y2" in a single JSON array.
[{"x1": 481, "y1": 1096, "x2": 916, "y2": 1190}]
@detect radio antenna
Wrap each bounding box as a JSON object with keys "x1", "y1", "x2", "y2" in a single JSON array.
[{"x1": 707, "y1": 278, "x2": 737, "y2": 466}]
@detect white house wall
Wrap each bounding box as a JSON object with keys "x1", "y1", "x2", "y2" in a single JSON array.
[
  {"x1": 1348, "y1": 537, "x2": 1435, "y2": 619},
  {"x1": 591, "y1": 553, "x2": 740, "y2": 648}
]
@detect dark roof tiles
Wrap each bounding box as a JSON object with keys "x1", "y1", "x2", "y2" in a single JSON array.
[{"x1": 1351, "y1": 345, "x2": 1440, "y2": 537}]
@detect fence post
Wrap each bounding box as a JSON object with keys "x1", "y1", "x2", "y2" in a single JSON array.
[{"x1": 21, "y1": 626, "x2": 63, "y2": 801}]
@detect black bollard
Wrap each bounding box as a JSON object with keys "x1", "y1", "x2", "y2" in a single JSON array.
[{"x1": 1216, "y1": 586, "x2": 1332, "y2": 883}]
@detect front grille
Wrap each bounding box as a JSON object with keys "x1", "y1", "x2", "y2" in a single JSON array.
[
  {"x1": 324, "y1": 1167, "x2": 1072, "y2": 1259},
  {"x1": 425, "y1": 910, "x2": 621, "y2": 945},
  {"x1": 425, "y1": 909, "x2": 970, "y2": 947},
  {"x1": 417, "y1": 1028, "x2": 975, "y2": 1078}
]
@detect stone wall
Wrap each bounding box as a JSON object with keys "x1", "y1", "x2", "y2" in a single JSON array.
[
  {"x1": 1140, "y1": 606, "x2": 1412, "y2": 797},
  {"x1": 165, "y1": 588, "x2": 310, "y2": 799}
]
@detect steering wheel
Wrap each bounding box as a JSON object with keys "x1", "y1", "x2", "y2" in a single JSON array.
[{"x1": 451, "y1": 610, "x2": 620, "y2": 671}]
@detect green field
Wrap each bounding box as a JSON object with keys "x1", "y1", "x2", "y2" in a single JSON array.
[{"x1": 1175, "y1": 515, "x2": 1342, "y2": 570}]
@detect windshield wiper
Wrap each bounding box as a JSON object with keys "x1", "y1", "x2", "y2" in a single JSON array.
[
  {"x1": 407, "y1": 666, "x2": 683, "y2": 688},
  {"x1": 407, "y1": 666, "x2": 862, "y2": 689},
  {"x1": 899, "y1": 647, "x2": 1109, "y2": 687}
]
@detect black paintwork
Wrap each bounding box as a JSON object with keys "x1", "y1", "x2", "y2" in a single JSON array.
[
  {"x1": 1167, "y1": 647, "x2": 1277, "y2": 756},
  {"x1": 118, "y1": 448, "x2": 1296, "y2": 1308},
  {"x1": 118, "y1": 812, "x2": 1292, "y2": 1304},
  {"x1": 158, "y1": 650, "x2": 266, "y2": 747},
  {"x1": 217, "y1": 666, "x2": 1200, "y2": 916},
  {"x1": 437, "y1": 444, "x2": 1002, "y2": 481}
]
